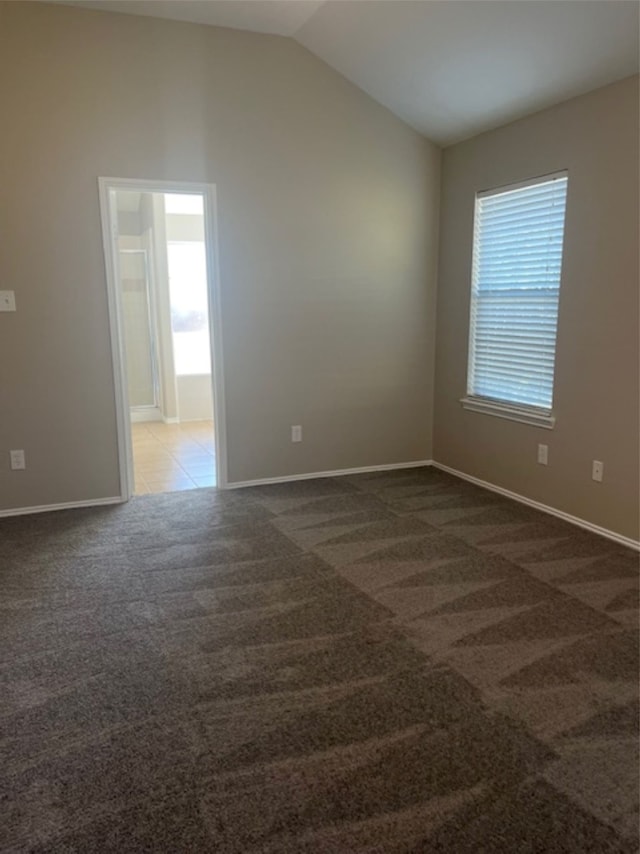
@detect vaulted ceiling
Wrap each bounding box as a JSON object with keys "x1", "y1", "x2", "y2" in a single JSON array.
[{"x1": 48, "y1": 1, "x2": 640, "y2": 144}]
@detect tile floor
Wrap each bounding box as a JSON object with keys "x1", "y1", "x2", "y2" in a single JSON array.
[{"x1": 131, "y1": 420, "x2": 216, "y2": 494}]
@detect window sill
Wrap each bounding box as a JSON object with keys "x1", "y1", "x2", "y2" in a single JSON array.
[{"x1": 460, "y1": 396, "x2": 555, "y2": 429}]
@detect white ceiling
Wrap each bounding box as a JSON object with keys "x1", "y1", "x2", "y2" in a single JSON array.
[{"x1": 48, "y1": 1, "x2": 640, "y2": 145}]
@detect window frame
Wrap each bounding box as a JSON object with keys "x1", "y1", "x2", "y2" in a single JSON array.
[{"x1": 461, "y1": 170, "x2": 569, "y2": 430}]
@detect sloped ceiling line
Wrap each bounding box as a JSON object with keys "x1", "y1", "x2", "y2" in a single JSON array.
[{"x1": 43, "y1": 1, "x2": 640, "y2": 145}]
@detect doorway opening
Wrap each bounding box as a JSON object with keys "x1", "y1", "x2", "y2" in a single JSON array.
[{"x1": 100, "y1": 179, "x2": 226, "y2": 498}]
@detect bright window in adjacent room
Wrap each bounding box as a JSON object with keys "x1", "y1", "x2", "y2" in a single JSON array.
[
  {"x1": 463, "y1": 172, "x2": 568, "y2": 428},
  {"x1": 167, "y1": 241, "x2": 211, "y2": 376}
]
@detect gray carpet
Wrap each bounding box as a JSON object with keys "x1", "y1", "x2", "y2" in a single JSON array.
[{"x1": 1, "y1": 467, "x2": 638, "y2": 852}]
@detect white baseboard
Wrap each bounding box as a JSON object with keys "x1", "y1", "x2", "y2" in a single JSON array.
[
  {"x1": 225, "y1": 460, "x2": 433, "y2": 490},
  {"x1": 130, "y1": 408, "x2": 162, "y2": 423},
  {"x1": 3, "y1": 462, "x2": 634, "y2": 553},
  {"x1": 163, "y1": 416, "x2": 180, "y2": 425},
  {"x1": 432, "y1": 461, "x2": 640, "y2": 552},
  {"x1": 0, "y1": 496, "x2": 124, "y2": 519}
]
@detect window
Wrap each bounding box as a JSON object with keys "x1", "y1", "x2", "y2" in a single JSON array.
[
  {"x1": 167, "y1": 241, "x2": 211, "y2": 376},
  {"x1": 462, "y1": 172, "x2": 568, "y2": 428},
  {"x1": 165, "y1": 193, "x2": 204, "y2": 216}
]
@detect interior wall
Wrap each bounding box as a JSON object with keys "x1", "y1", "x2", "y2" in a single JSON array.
[
  {"x1": 141, "y1": 193, "x2": 179, "y2": 422},
  {"x1": 0, "y1": 1, "x2": 440, "y2": 509},
  {"x1": 176, "y1": 376, "x2": 214, "y2": 423},
  {"x1": 165, "y1": 213, "x2": 205, "y2": 244},
  {"x1": 116, "y1": 209, "x2": 142, "y2": 237},
  {"x1": 118, "y1": 244, "x2": 156, "y2": 409},
  {"x1": 433, "y1": 76, "x2": 639, "y2": 540}
]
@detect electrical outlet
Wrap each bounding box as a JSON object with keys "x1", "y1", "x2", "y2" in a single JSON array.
[
  {"x1": 0, "y1": 291, "x2": 16, "y2": 312},
  {"x1": 10, "y1": 449, "x2": 26, "y2": 470},
  {"x1": 537, "y1": 444, "x2": 548, "y2": 466},
  {"x1": 592, "y1": 460, "x2": 604, "y2": 482},
  {"x1": 291, "y1": 425, "x2": 302, "y2": 443}
]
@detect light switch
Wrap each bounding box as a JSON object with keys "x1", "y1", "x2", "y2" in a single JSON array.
[{"x1": 0, "y1": 291, "x2": 16, "y2": 312}]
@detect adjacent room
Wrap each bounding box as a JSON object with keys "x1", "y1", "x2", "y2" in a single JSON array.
[
  {"x1": 109, "y1": 187, "x2": 217, "y2": 494},
  {"x1": 1, "y1": 1, "x2": 638, "y2": 851}
]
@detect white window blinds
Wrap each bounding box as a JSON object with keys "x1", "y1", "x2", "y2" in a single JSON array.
[{"x1": 467, "y1": 172, "x2": 568, "y2": 414}]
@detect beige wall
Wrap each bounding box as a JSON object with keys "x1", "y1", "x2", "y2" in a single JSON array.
[
  {"x1": 0, "y1": 1, "x2": 440, "y2": 508},
  {"x1": 177, "y1": 375, "x2": 214, "y2": 422},
  {"x1": 165, "y1": 213, "x2": 205, "y2": 244},
  {"x1": 116, "y1": 210, "x2": 142, "y2": 237},
  {"x1": 433, "y1": 77, "x2": 639, "y2": 540}
]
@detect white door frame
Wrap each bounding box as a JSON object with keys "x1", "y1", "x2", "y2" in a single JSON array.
[{"x1": 98, "y1": 176, "x2": 228, "y2": 498}]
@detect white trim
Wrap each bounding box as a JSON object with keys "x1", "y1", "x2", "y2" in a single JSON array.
[
  {"x1": 202, "y1": 183, "x2": 228, "y2": 489},
  {"x1": 0, "y1": 496, "x2": 123, "y2": 519},
  {"x1": 130, "y1": 408, "x2": 163, "y2": 423},
  {"x1": 4, "y1": 462, "x2": 635, "y2": 553},
  {"x1": 461, "y1": 396, "x2": 555, "y2": 429},
  {"x1": 432, "y1": 461, "x2": 640, "y2": 552},
  {"x1": 226, "y1": 460, "x2": 433, "y2": 489},
  {"x1": 98, "y1": 177, "x2": 228, "y2": 496},
  {"x1": 98, "y1": 179, "x2": 133, "y2": 501},
  {"x1": 477, "y1": 169, "x2": 568, "y2": 199}
]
